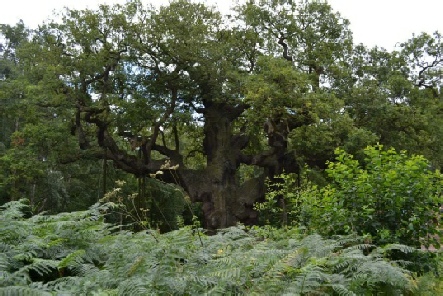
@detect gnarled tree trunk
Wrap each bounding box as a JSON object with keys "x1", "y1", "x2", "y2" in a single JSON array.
[{"x1": 186, "y1": 101, "x2": 262, "y2": 229}]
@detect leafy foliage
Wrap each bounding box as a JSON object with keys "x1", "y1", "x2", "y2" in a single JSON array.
[
  {"x1": 254, "y1": 172, "x2": 303, "y2": 227},
  {"x1": 1, "y1": 2, "x2": 442, "y2": 293},
  {"x1": 275, "y1": 145, "x2": 442, "y2": 248},
  {"x1": 1, "y1": 199, "x2": 433, "y2": 295},
  {"x1": 1, "y1": 0, "x2": 443, "y2": 230}
]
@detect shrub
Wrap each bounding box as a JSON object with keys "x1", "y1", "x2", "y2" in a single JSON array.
[{"x1": 302, "y1": 145, "x2": 442, "y2": 247}]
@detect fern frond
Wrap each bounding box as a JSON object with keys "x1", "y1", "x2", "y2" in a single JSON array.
[
  {"x1": 13, "y1": 250, "x2": 39, "y2": 264},
  {"x1": 0, "y1": 199, "x2": 30, "y2": 220},
  {"x1": 117, "y1": 279, "x2": 149, "y2": 296},
  {"x1": 67, "y1": 262, "x2": 100, "y2": 277},
  {"x1": 0, "y1": 286, "x2": 52, "y2": 296},
  {"x1": 209, "y1": 267, "x2": 242, "y2": 279},
  {"x1": 300, "y1": 234, "x2": 340, "y2": 257},
  {"x1": 34, "y1": 275, "x2": 82, "y2": 291},
  {"x1": 18, "y1": 258, "x2": 59, "y2": 278},
  {"x1": 331, "y1": 284, "x2": 357, "y2": 296},
  {"x1": 285, "y1": 264, "x2": 330, "y2": 295},
  {"x1": 0, "y1": 253, "x2": 8, "y2": 272},
  {"x1": 58, "y1": 249, "x2": 86, "y2": 269},
  {"x1": 381, "y1": 243, "x2": 416, "y2": 254},
  {"x1": 351, "y1": 259, "x2": 414, "y2": 294}
]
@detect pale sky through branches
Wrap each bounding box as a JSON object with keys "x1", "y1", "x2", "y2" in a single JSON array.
[{"x1": 0, "y1": 0, "x2": 442, "y2": 51}]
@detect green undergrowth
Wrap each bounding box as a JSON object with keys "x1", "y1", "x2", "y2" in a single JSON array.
[{"x1": 1, "y1": 199, "x2": 442, "y2": 295}]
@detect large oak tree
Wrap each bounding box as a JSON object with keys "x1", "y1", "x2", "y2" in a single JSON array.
[{"x1": 1, "y1": 0, "x2": 442, "y2": 229}]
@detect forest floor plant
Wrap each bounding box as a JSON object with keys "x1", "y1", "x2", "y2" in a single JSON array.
[{"x1": 1, "y1": 199, "x2": 442, "y2": 295}]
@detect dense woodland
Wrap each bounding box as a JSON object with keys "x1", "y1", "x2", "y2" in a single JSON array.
[{"x1": 1, "y1": 0, "x2": 443, "y2": 294}]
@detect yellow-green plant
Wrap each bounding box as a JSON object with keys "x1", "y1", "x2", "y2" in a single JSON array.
[{"x1": 303, "y1": 145, "x2": 442, "y2": 248}]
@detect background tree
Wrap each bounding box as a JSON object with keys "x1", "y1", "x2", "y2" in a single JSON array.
[
  {"x1": 338, "y1": 34, "x2": 443, "y2": 167},
  {"x1": 0, "y1": 21, "x2": 109, "y2": 211}
]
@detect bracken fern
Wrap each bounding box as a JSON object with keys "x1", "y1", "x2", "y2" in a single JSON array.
[{"x1": 0, "y1": 199, "x2": 437, "y2": 295}]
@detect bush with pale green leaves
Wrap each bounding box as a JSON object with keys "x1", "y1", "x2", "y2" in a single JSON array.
[{"x1": 301, "y1": 145, "x2": 442, "y2": 248}]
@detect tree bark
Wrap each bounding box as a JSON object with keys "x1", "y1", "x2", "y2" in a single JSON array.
[{"x1": 197, "y1": 101, "x2": 260, "y2": 229}]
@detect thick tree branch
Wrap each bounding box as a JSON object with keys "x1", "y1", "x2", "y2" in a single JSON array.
[
  {"x1": 143, "y1": 87, "x2": 178, "y2": 163},
  {"x1": 152, "y1": 143, "x2": 184, "y2": 167},
  {"x1": 278, "y1": 35, "x2": 293, "y2": 62}
]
